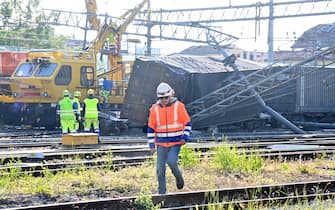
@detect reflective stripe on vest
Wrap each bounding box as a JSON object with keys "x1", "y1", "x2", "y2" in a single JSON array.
[
  {"x1": 154, "y1": 101, "x2": 183, "y2": 130},
  {"x1": 156, "y1": 130, "x2": 184, "y2": 137},
  {"x1": 59, "y1": 98, "x2": 75, "y2": 120},
  {"x1": 84, "y1": 98, "x2": 98, "y2": 118}
]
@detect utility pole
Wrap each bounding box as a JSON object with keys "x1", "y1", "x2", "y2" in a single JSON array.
[
  {"x1": 146, "y1": 0, "x2": 152, "y2": 56},
  {"x1": 267, "y1": 0, "x2": 274, "y2": 64},
  {"x1": 83, "y1": 17, "x2": 89, "y2": 50}
]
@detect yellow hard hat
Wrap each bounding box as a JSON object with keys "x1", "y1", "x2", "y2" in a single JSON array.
[
  {"x1": 74, "y1": 91, "x2": 81, "y2": 97},
  {"x1": 63, "y1": 89, "x2": 70, "y2": 96},
  {"x1": 87, "y1": 89, "x2": 94, "y2": 95}
]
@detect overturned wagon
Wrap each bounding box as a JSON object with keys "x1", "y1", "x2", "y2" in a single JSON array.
[
  {"x1": 121, "y1": 54, "x2": 335, "y2": 132},
  {"x1": 121, "y1": 55, "x2": 260, "y2": 129}
]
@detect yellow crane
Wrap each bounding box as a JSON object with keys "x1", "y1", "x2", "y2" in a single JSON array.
[
  {"x1": 86, "y1": 0, "x2": 147, "y2": 54},
  {"x1": 86, "y1": 0, "x2": 148, "y2": 103},
  {"x1": 85, "y1": 0, "x2": 100, "y2": 30}
]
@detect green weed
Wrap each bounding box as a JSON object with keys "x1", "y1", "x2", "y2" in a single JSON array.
[
  {"x1": 212, "y1": 143, "x2": 264, "y2": 173},
  {"x1": 104, "y1": 150, "x2": 113, "y2": 170},
  {"x1": 130, "y1": 187, "x2": 160, "y2": 210},
  {"x1": 280, "y1": 162, "x2": 290, "y2": 171},
  {"x1": 179, "y1": 146, "x2": 200, "y2": 168}
]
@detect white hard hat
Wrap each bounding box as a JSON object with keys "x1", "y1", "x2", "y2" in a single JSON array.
[{"x1": 156, "y1": 82, "x2": 173, "y2": 98}]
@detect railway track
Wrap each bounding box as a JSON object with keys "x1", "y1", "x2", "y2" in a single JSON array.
[
  {"x1": 2, "y1": 134, "x2": 335, "y2": 149},
  {"x1": 0, "y1": 139, "x2": 333, "y2": 162},
  {"x1": 2, "y1": 146, "x2": 335, "y2": 176},
  {"x1": 1, "y1": 132, "x2": 335, "y2": 176},
  {"x1": 2, "y1": 131, "x2": 335, "y2": 209},
  {"x1": 0, "y1": 130, "x2": 334, "y2": 142},
  {"x1": 0, "y1": 130, "x2": 61, "y2": 139},
  {"x1": 8, "y1": 180, "x2": 335, "y2": 210}
]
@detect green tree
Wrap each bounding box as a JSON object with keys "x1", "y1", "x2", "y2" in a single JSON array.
[
  {"x1": 0, "y1": 1, "x2": 13, "y2": 27},
  {"x1": 0, "y1": 0, "x2": 69, "y2": 49}
]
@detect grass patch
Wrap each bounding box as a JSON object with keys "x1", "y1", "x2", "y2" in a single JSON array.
[
  {"x1": 180, "y1": 146, "x2": 200, "y2": 168},
  {"x1": 130, "y1": 187, "x2": 161, "y2": 210},
  {"x1": 0, "y1": 146, "x2": 334, "y2": 208},
  {"x1": 212, "y1": 143, "x2": 264, "y2": 174},
  {"x1": 280, "y1": 162, "x2": 290, "y2": 172}
]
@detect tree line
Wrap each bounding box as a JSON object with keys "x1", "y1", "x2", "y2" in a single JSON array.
[{"x1": 0, "y1": 0, "x2": 69, "y2": 50}]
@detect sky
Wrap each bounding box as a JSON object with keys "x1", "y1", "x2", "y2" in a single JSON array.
[{"x1": 39, "y1": 0, "x2": 335, "y2": 54}]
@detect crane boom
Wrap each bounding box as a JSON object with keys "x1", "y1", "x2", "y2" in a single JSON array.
[
  {"x1": 85, "y1": 0, "x2": 100, "y2": 30},
  {"x1": 90, "y1": 0, "x2": 148, "y2": 55},
  {"x1": 116, "y1": 0, "x2": 148, "y2": 34}
]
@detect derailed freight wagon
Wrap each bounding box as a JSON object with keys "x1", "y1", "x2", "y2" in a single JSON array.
[
  {"x1": 121, "y1": 55, "x2": 265, "y2": 130},
  {"x1": 121, "y1": 55, "x2": 335, "y2": 132}
]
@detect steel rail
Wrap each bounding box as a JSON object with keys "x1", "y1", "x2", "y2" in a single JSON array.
[
  {"x1": 2, "y1": 133, "x2": 335, "y2": 149},
  {"x1": 0, "y1": 141, "x2": 333, "y2": 163},
  {"x1": 2, "y1": 148, "x2": 335, "y2": 176},
  {"x1": 0, "y1": 139, "x2": 334, "y2": 161},
  {"x1": 8, "y1": 180, "x2": 335, "y2": 210},
  {"x1": 161, "y1": 192, "x2": 335, "y2": 209}
]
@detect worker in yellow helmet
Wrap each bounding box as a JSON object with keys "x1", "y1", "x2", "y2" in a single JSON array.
[
  {"x1": 56, "y1": 90, "x2": 79, "y2": 134},
  {"x1": 83, "y1": 89, "x2": 100, "y2": 139},
  {"x1": 73, "y1": 91, "x2": 82, "y2": 132}
]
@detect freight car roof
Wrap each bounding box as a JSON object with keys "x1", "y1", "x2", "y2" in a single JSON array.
[{"x1": 139, "y1": 54, "x2": 263, "y2": 74}]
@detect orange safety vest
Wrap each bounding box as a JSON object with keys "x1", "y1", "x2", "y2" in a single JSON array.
[{"x1": 148, "y1": 100, "x2": 191, "y2": 147}]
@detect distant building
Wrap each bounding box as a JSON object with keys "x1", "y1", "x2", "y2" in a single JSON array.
[
  {"x1": 66, "y1": 39, "x2": 87, "y2": 49},
  {"x1": 292, "y1": 22, "x2": 335, "y2": 50},
  {"x1": 0, "y1": 45, "x2": 26, "y2": 52},
  {"x1": 178, "y1": 45, "x2": 267, "y2": 62}
]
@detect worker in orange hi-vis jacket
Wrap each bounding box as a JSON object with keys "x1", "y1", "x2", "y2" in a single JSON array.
[{"x1": 147, "y1": 82, "x2": 192, "y2": 194}]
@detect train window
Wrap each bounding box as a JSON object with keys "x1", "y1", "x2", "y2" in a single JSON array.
[
  {"x1": 14, "y1": 63, "x2": 37, "y2": 77},
  {"x1": 55, "y1": 65, "x2": 72, "y2": 85},
  {"x1": 80, "y1": 66, "x2": 94, "y2": 86},
  {"x1": 35, "y1": 62, "x2": 58, "y2": 77}
]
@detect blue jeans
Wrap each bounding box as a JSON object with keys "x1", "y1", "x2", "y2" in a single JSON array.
[{"x1": 156, "y1": 145, "x2": 183, "y2": 194}]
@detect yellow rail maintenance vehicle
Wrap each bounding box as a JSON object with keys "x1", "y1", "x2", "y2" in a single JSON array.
[{"x1": 0, "y1": 50, "x2": 96, "y2": 129}]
